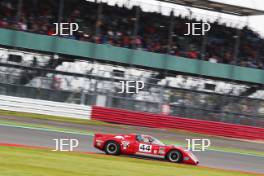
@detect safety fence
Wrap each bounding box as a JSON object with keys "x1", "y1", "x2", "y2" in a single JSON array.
[
  {"x1": 0, "y1": 95, "x2": 91, "y2": 119},
  {"x1": 91, "y1": 106, "x2": 264, "y2": 141}
]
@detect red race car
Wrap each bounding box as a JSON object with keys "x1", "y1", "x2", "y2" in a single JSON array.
[{"x1": 93, "y1": 133, "x2": 199, "y2": 165}]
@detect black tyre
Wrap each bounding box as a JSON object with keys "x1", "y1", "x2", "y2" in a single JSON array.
[
  {"x1": 166, "y1": 150, "x2": 183, "y2": 163},
  {"x1": 104, "y1": 141, "x2": 121, "y2": 155}
]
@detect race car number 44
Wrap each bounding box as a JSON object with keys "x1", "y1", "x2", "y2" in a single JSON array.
[{"x1": 139, "y1": 144, "x2": 152, "y2": 153}]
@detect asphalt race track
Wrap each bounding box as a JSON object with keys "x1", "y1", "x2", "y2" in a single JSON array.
[{"x1": 0, "y1": 124, "x2": 263, "y2": 174}]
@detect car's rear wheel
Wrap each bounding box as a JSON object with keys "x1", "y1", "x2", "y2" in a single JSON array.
[
  {"x1": 104, "y1": 141, "x2": 121, "y2": 155},
  {"x1": 167, "y1": 150, "x2": 183, "y2": 163}
]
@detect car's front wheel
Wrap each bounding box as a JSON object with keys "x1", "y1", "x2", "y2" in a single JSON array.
[
  {"x1": 166, "y1": 150, "x2": 183, "y2": 163},
  {"x1": 104, "y1": 141, "x2": 121, "y2": 155}
]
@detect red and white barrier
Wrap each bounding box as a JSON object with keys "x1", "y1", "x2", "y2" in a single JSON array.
[
  {"x1": 91, "y1": 106, "x2": 264, "y2": 141},
  {"x1": 1, "y1": 95, "x2": 263, "y2": 141}
]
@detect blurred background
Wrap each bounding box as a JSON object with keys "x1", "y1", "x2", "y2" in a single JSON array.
[{"x1": 0, "y1": 0, "x2": 264, "y2": 127}]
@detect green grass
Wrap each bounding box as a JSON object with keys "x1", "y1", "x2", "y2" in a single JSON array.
[
  {"x1": 0, "y1": 109, "x2": 214, "y2": 136},
  {"x1": 0, "y1": 119, "x2": 94, "y2": 135},
  {"x1": 0, "y1": 109, "x2": 119, "y2": 127},
  {"x1": 0, "y1": 146, "x2": 261, "y2": 176}
]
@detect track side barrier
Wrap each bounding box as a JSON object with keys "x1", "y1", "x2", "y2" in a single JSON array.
[
  {"x1": 91, "y1": 106, "x2": 264, "y2": 141},
  {"x1": 0, "y1": 95, "x2": 91, "y2": 119}
]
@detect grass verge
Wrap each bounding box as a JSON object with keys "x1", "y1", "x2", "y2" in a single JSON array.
[
  {"x1": 0, "y1": 109, "x2": 118, "y2": 127},
  {"x1": 0, "y1": 109, "x2": 216, "y2": 138},
  {"x1": 0, "y1": 146, "x2": 261, "y2": 176}
]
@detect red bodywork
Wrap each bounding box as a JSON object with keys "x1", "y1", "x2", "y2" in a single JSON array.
[{"x1": 93, "y1": 133, "x2": 199, "y2": 165}]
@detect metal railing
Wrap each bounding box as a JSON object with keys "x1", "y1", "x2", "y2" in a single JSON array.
[{"x1": 0, "y1": 60, "x2": 263, "y2": 127}]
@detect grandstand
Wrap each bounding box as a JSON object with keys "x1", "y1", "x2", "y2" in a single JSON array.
[
  {"x1": 1, "y1": 0, "x2": 264, "y2": 68},
  {"x1": 0, "y1": 0, "x2": 264, "y2": 127}
]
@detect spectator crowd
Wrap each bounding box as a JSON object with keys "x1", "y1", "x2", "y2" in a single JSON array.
[{"x1": 1, "y1": 0, "x2": 264, "y2": 69}]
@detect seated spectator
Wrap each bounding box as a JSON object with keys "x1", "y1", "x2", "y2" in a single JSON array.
[{"x1": 0, "y1": 0, "x2": 264, "y2": 70}]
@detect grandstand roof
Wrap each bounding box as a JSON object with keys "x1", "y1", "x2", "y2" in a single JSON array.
[{"x1": 158, "y1": 0, "x2": 264, "y2": 16}]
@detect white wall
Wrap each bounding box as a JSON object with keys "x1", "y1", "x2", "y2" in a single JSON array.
[{"x1": 0, "y1": 95, "x2": 91, "y2": 119}]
